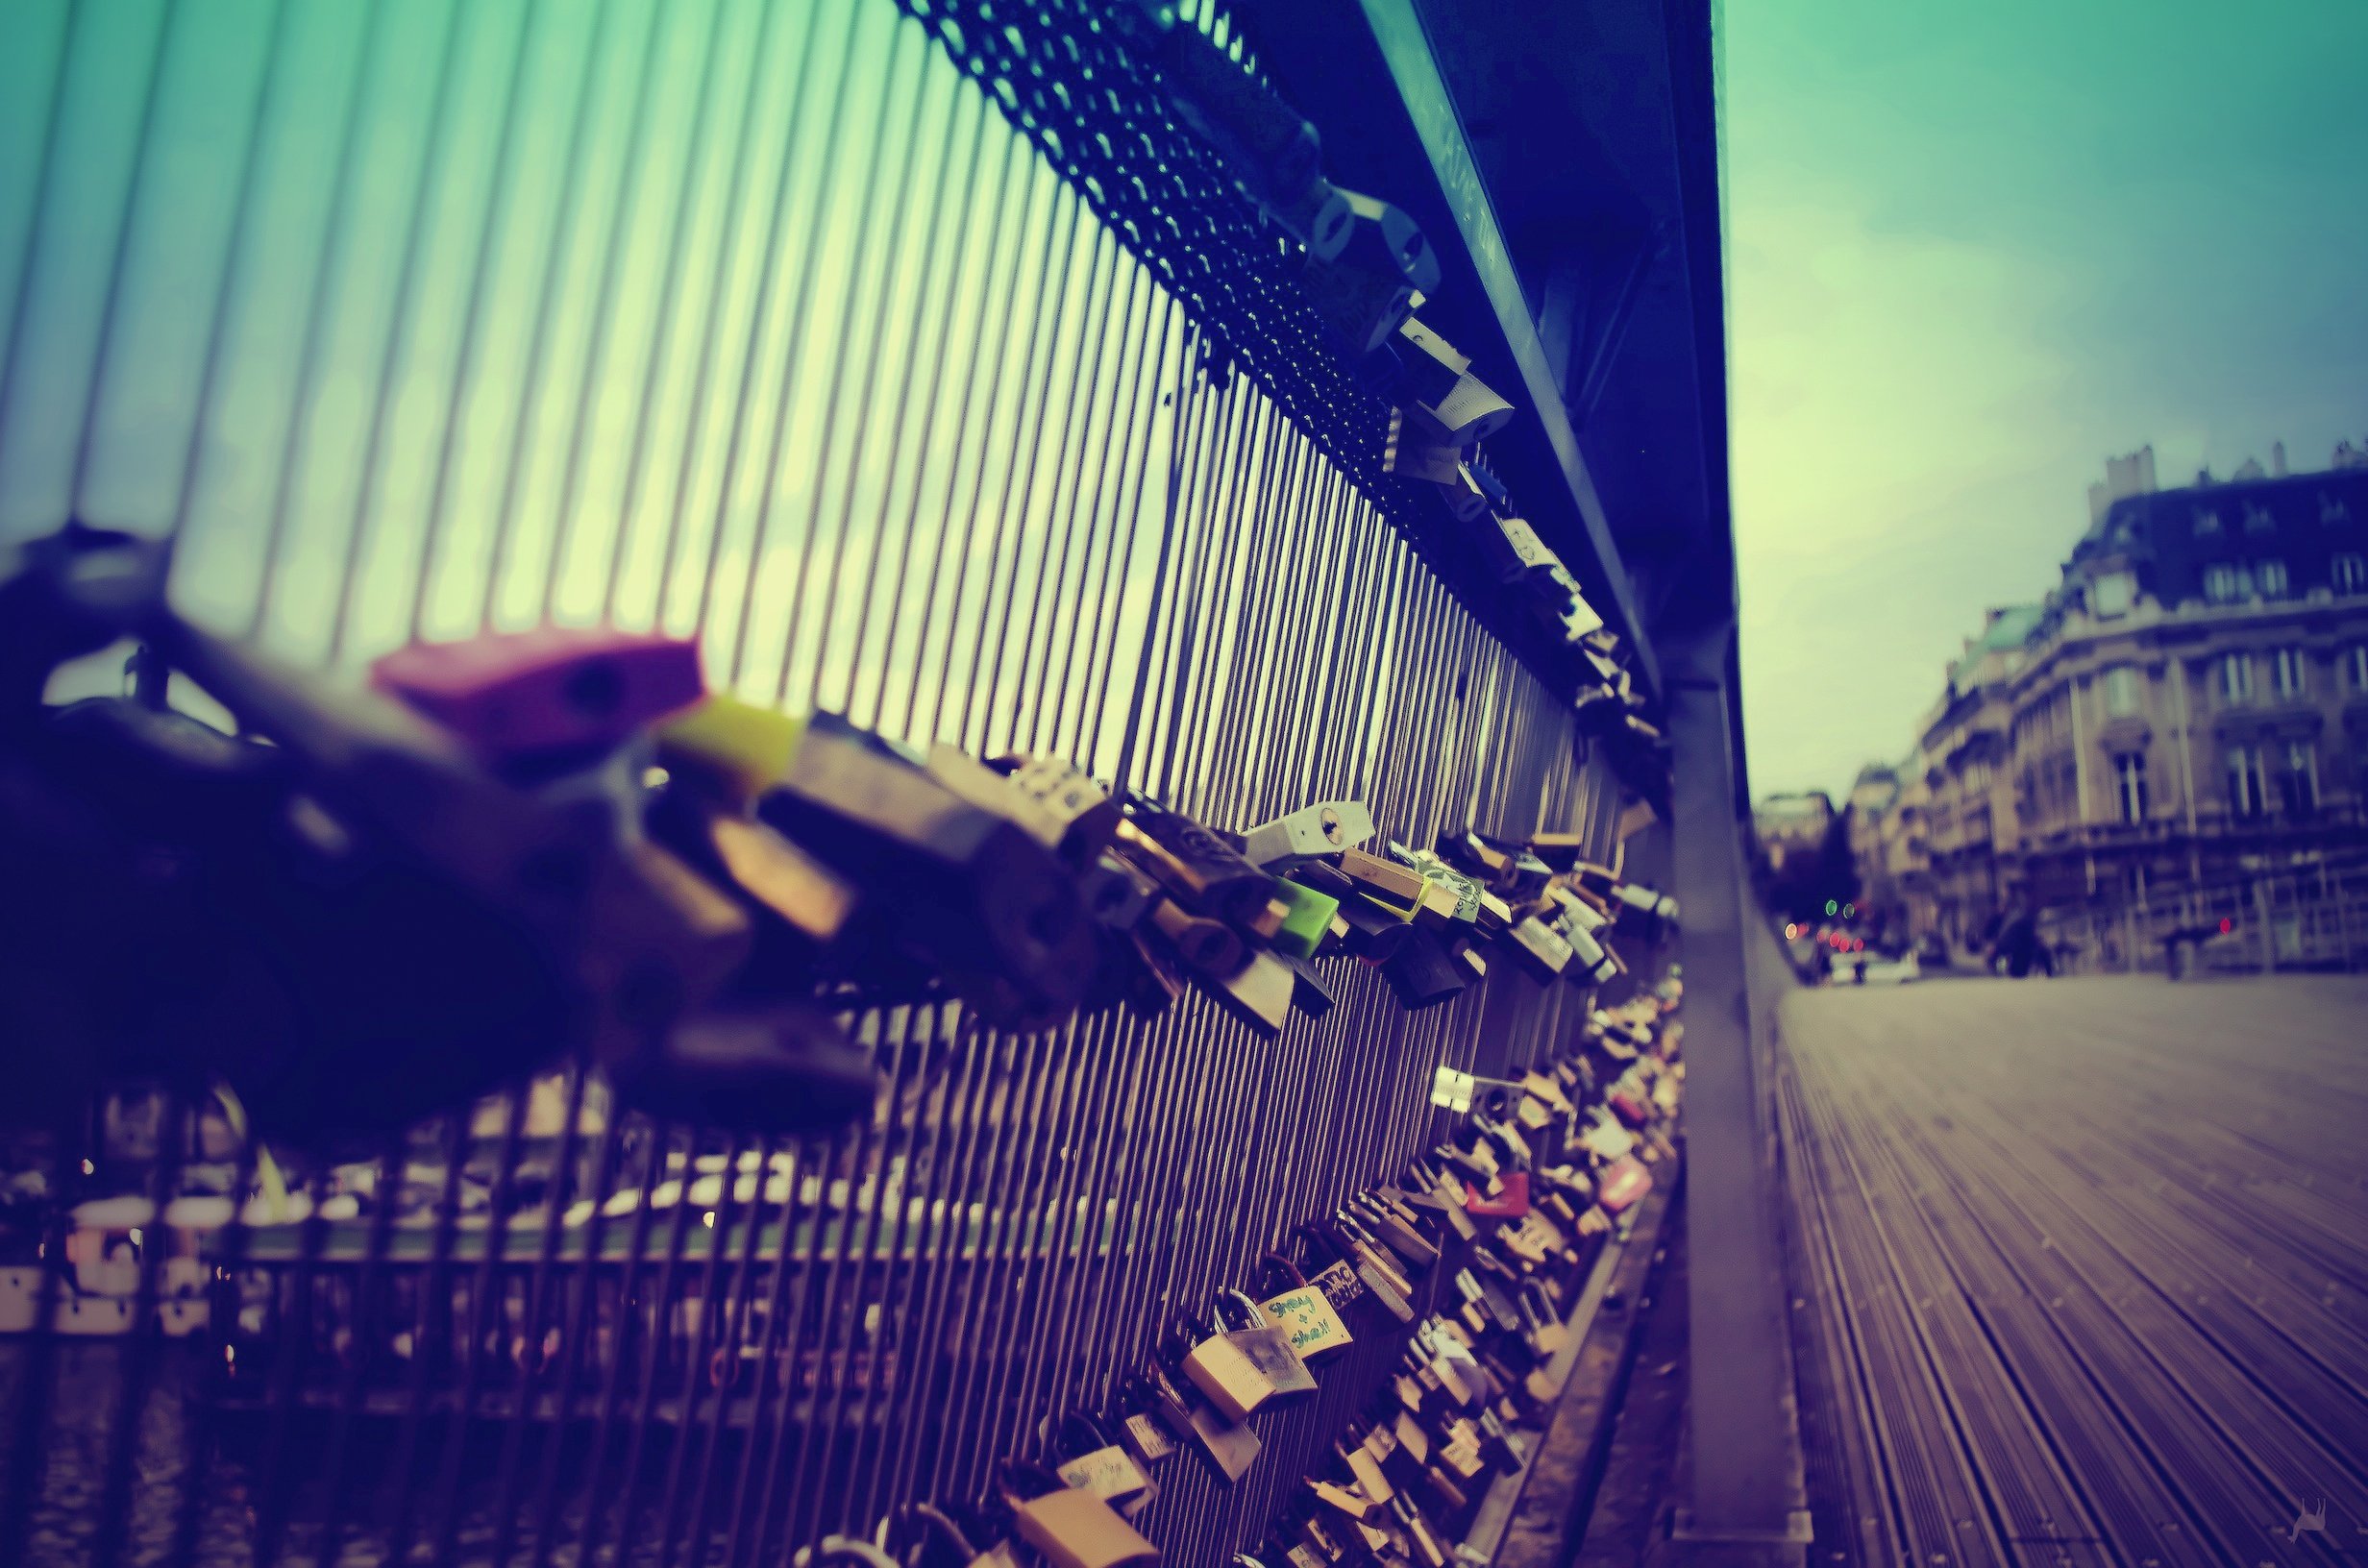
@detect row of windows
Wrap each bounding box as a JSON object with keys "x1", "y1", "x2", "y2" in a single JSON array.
[
  {"x1": 2201, "y1": 553, "x2": 2368, "y2": 603},
  {"x1": 2101, "y1": 743, "x2": 2324, "y2": 825},
  {"x1": 2214, "y1": 645, "x2": 2368, "y2": 704}
]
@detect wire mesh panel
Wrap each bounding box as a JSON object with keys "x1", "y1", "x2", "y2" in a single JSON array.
[{"x1": 0, "y1": 2, "x2": 1645, "y2": 1566}]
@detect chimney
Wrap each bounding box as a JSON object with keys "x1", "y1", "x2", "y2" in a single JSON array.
[{"x1": 2272, "y1": 441, "x2": 2288, "y2": 478}]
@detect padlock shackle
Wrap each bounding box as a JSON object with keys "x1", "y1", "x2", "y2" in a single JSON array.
[
  {"x1": 1254, "y1": 1250, "x2": 1308, "y2": 1292},
  {"x1": 1053, "y1": 1409, "x2": 1117, "y2": 1460},
  {"x1": 993, "y1": 1456, "x2": 1073, "y2": 1505},
  {"x1": 1211, "y1": 1286, "x2": 1271, "y2": 1333}
]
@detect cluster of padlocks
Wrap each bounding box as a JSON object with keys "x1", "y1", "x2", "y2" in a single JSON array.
[
  {"x1": 791, "y1": 992, "x2": 1680, "y2": 1568},
  {"x1": 1, "y1": 522, "x2": 1672, "y2": 1149},
  {"x1": 1110, "y1": 0, "x2": 1666, "y2": 773}
]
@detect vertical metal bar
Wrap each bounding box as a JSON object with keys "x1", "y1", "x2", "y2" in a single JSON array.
[{"x1": 1664, "y1": 623, "x2": 1811, "y2": 1556}]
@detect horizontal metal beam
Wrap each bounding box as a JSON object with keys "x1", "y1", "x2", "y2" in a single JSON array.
[{"x1": 1351, "y1": 0, "x2": 1663, "y2": 699}]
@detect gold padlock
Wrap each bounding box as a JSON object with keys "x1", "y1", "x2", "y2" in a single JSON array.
[
  {"x1": 995, "y1": 1459, "x2": 1159, "y2": 1568},
  {"x1": 1180, "y1": 1290, "x2": 1316, "y2": 1421}
]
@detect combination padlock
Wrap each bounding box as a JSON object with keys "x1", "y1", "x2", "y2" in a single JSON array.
[
  {"x1": 1181, "y1": 1289, "x2": 1317, "y2": 1421},
  {"x1": 994, "y1": 1459, "x2": 1160, "y2": 1568}
]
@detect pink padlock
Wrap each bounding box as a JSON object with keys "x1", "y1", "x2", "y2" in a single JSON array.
[
  {"x1": 1595, "y1": 1155, "x2": 1652, "y2": 1215},
  {"x1": 372, "y1": 625, "x2": 704, "y2": 762}
]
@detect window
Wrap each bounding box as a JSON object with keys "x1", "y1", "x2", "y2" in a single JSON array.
[
  {"x1": 2089, "y1": 571, "x2": 2134, "y2": 617},
  {"x1": 2193, "y1": 509, "x2": 2223, "y2": 537},
  {"x1": 2256, "y1": 558, "x2": 2288, "y2": 598},
  {"x1": 2217, "y1": 651, "x2": 2254, "y2": 703},
  {"x1": 2226, "y1": 744, "x2": 2267, "y2": 819},
  {"x1": 2203, "y1": 563, "x2": 2243, "y2": 602},
  {"x1": 2243, "y1": 502, "x2": 2276, "y2": 533},
  {"x1": 2334, "y1": 553, "x2": 2366, "y2": 595},
  {"x1": 2104, "y1": 666, "x2": 2140, "y2": 716},
  {"x1": 2113, "y1": 754, "x2": 2148, "y2": 823},
  {"x1": 2272, "y1": 648, "x2": 2307, "y2": 700},
  {"x1": 2281, "y1": 741, "x2": 2319, "y2": 817},
  {"x1": 2351, "y1": 645, "x2": 2368, "y2": 692}
]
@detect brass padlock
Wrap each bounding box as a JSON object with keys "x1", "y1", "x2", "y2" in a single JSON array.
[
  {"x1": 1052, "y1": 1412, "x2": 1153, "y2": 1509},
  {"x1": 1181, "y1": 1290, "x2": 1316, "y2": 1421},
  {"x1": 1303, "y1": 251, "x2": 1414, "y2": 355},
  {"x1": 1149, "y1": 1344, "x2": 1260, "y2": 1482},
  {"x1": 998, "y1": 752, "x2": 1124, "y2": 866},
  {"x1": 995, "y1": 1459, "x2": 1159, "y2": 1568},
  {"x1": 1382, "y1": 408, "x2": 1464, "y2": 484}
]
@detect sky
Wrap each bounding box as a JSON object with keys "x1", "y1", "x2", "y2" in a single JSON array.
[{"x1": 1723, "y1": 0, "x2": 2368, "y2": 804}]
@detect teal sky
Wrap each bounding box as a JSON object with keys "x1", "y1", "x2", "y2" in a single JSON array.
[{"x1": 1725, "y1": 0, "x2": 2368, "y2": 802}]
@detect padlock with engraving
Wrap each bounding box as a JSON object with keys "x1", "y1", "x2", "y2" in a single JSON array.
[
  {"x1": 370, "y1": 625, "x2": 706, "y2": 769},
  {"x1": 1255, "y1": 1252, "x2": 1355, "y2": 1361},
  {"x1": 1289, "y1": 1225, "x2": 1377, "y2": 1325},
  {"x1": 1150, "y1": 1341, "x2": 1261, "y2": 1482},
  {"x1": 1182, "y1": 1290, "x2": 1316, "y2": 1421},
  {"x1": 1052, "y1": 1412, "x2": 1154, "y2": 1509},
  {"x1": 995, "y1": 1458, "x2": 1160, "y2": 1568},
  {"x1": 1115, "y1": 794, "x2": 1286, "y2": 934},
  {"x1": 1310, "y1": 1220, "x2": 1416, "y2": 1324}
]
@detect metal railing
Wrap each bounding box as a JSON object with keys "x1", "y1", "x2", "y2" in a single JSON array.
[
  {"x1": 2036, "y1": 852, "x2": 2368, "y2": 975},
  {"x1": 0, "y1": 2, "x2": 1648, "y2": 1566}
]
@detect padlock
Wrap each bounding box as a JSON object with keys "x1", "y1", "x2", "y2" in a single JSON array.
[
  {"x1": 1505, "y1": 916, "x2": 1574, "y2": 984},
  {"x1": 1378, "y1": 927, "x2": 1466, "y2": 1011},
  {"x1": 1353, "y1": 1193, "x2": 1440, "y2": 1271},
  {"x1": 1150, "y1": 1343, "x2": 1261, "y2": 1482},
  {"x1": 1288, "y1": 1225, "x2": 1376, "y2": 1323},
  {"x1": 1333, "y1": 894, "x2": 1415, "y2": 962},
  {"x1": 997, "y1": 753, "x2": 1125, "y2": 866},
  {"x1": 1239, "y1": 800, "x2": 1375, "y2": 868},
  {"x1": 792, "y1": 1534, "x2": 903, "y2": 1568},
  {"x1": 924, "y1": 743, "x2": 1076, "y2": 853},
  {"x1": 1282, "y1": 954, "x2": 1341, "y2": 1019},
  {"x1": 1200, "y1": 946, "x2": 1296, "y2": 1038},
  {"x1": 1113, "y1": 1377, "x2": 1180, "y2": 1466},
  {"x1": 995, "y1": 1459, "x2": 1159, "y2": 1568},
  {"x1": 1388, "y1": 321, "x2": 1516, "y2": 446},
  {"x1": 1595, "y1": 1155, "x2": 1652, "y2": 1215},
  {"x1": 750, "y1": 712, "x2": 1097, "y2": 1029},
  {"x1": 369, "y1": 625, "x2": 706, "y2": 768},
  {"x1": 1302, "y1": 251, "x2": 1414, "y2": 355},
  {"x1": 1182, "y1": 1290, "x2": 1316, "y2": 1421},
  {"x1": 1306, "y1": 1477, "x2": 1374, "y2": 1524},
  {"x1": 1336, "y1": 188, "x2": 1440, "y2": 295},
  {"x1": 1382, "y1": 408, "x2": 1464, "y2": 485},
  {"x1": 1115, "y1": 796, "x2": 1284, "y2": 932},
  {"x1": 1269, "y1": 879, "x2": 1342, "y2": 961},
  {"x1": 1388, "y1": 1496, "x2": 1448, "y2": 1568},
  {"x1": 1335, "y1": 1215, "x2": 1418, "y2": 1304},
  {"x1": 1255, "y1": 1251, "x2": 1354, "y2": 1361},
  {"x1": 1148, "y1": 897, "x2": 1247, "y2": 976},
  {"x1": 1052, "y1": 1412, "x2": 1153, "y2": 1508}
]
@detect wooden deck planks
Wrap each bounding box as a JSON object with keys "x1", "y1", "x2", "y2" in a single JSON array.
[{"x1": 1779, "y1": 974, "x2": 2368, "y2": 1568}]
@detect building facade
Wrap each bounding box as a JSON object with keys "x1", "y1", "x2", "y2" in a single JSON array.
[
  {"x1": 2008, "y1": 456, "x2": 2368, "y2": 910},
  {"x1": 1753, "y1": 790, "x2": 1835, "y2": 873},
  {"x1": 1852, "y1": 440, "x2": 2368, "y2": 946}
]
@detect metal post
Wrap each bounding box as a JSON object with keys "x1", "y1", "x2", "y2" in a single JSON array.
[
  {"x1": 2256, "y1": 876, "x2": 2275, "y2": 972},
  {"x1": 1664, "y1": 625, "x2": 1811, "y2": 1562}
]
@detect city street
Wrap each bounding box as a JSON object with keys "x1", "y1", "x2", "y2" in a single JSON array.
[{"x1": 1779, "y1": 974, "x2": 2368, "y2": 1567}]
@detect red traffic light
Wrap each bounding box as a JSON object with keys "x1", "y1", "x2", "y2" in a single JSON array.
[{"x1": 2218, "y1": 917, "x2": 2232, "y2": 935}]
